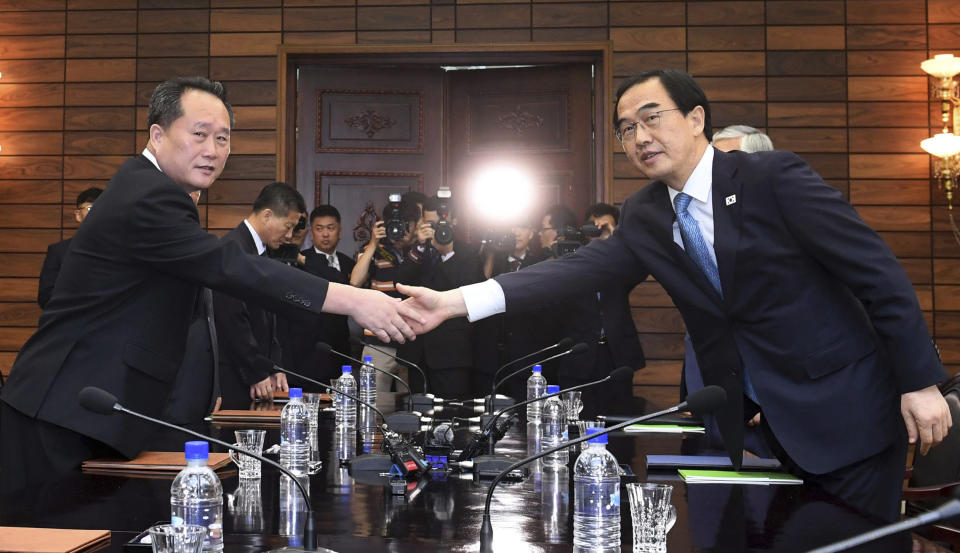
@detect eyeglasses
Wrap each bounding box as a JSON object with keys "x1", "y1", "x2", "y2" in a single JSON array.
[{"x1": 615, "y1": 108, "x2": 682, "y2": 142}]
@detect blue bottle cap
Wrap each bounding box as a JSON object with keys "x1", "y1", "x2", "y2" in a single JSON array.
[
  {"x1": 342, "y1": 365, "x2": 353, "y2": 374},
  {"x1": 289, "y1": 387, "x2": 302, "y2": 399},
  {"x1": 532, "y1": 364, "x2": 542, "y2": 373},
  {"x1": 547, "y1": 384, "x2": 560, "y2": 394},
  {"x1": 586, "y1": 426, "x2": 608, "y2": 445},
  {"x1": 363, "y1": 356, "x2": 373, "y2": 363},
  {"x1": 184, "y1": 440, "x2": 209, "y2": 460}
]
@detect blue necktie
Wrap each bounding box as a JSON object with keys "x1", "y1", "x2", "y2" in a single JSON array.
[
  {"x1": 674, "y1": 192, "x2": 722, "y2": 295},
  {"x1": 674, "y1": 192, "x2": 759, "y2": 403}
]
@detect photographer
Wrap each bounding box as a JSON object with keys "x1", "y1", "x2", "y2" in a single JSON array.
[
  {"x1": 538, "y1": 204, "x2": 577, "y2": 259},
  {"x1": 398, "y1": 194, "x2": 485, "y2": 398},
  {"x1": 350, "y1": 197, "x2": 420, "y2": 394}
]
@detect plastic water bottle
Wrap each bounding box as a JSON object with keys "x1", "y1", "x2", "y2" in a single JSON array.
[
  {"x1": 358, "y1": 355, "x2": 377, "y2": 428},
  {"x1": 572, "y1": 427, "x2": 620, "y2": 553},
  {"x1": 335, "y1": 365, "x2": 357, "y2": 429},
  {"x1": 171, "y1": 441, "x2": 223, "y2": 552},
  {"x1": 526, "y1": 364, "x2": 547, "y2": 421},
  {"x1": 279, "y1": 388, "x2": 310, "y2": 477},
  {"x1": 541, "y1": 384, "x2": 569, "y2": 467}
]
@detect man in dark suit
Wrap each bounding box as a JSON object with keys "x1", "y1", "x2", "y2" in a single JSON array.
[
  {"x1": 0, "y1": 77, "x2": 421, "y2": 487},
  {"x1": 556, "y1": 203, "x2": 646, "y2": 417},
  {"x1": 401, "y1": 69, "x2": 952, "y2": 522},
  {"x1": 303, "y1": 205, "x2": 356, "y2": 375},
  {"x1": 214, "y1": 182, "x2": 307, "y2": 409},
  {"x1": 37, "y1": 187, "x2": 102, "y2": 309},
  {"x1": 398, "y1": 195, "x2": 485, "y2": 398}
]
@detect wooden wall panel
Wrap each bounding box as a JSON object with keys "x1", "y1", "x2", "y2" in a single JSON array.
[{"x1": 0, "y1": 0, "x2": 956, "y2": 400}]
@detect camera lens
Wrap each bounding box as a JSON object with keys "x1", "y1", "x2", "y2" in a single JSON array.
[
  {"x1": 385, "y1": 220, "x2": 406, "y2": 242},
  {"x1": 434, "y1": 222, "x2": 454, "y2": 245}
]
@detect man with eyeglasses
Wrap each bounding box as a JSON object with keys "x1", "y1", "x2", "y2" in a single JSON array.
[
  {"x1": 37, "y1": 187, "x2": 102, "y2": 309},
  {"x1": 399, "y1": 68, "x2": 952, "y2": 523}
]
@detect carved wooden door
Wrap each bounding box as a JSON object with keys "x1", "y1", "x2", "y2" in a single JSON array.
[
  {"x1": 296, "y1": 67, "x2": 444, "y2": 257},
  {"x1": 445, "y1": 64, "x2": 594, "y2": 236}
]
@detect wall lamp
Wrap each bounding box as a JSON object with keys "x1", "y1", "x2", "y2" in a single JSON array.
[{"x1": 921, "y1": 54, "x2": 960, "y2": 243}]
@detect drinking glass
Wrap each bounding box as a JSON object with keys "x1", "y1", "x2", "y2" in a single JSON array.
[
  {"x1": 303, "y1": 392, "x2": 323, "y2": 429},
  {"x1": 229, "y1": 429, "x2": 266, "y2": 479},
  {"x1": 626, "y1": 483, "x2": 677, "y2": 553},
  {"x1": 563, "y1": 390, "x2": 583, "y2": 423},
  {"x1": 147, "y1": 524, "x2": 205, "y2": 553}
]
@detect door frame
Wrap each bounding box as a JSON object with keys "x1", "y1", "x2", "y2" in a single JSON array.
[{"x1": 276, "y1": 42, "x2": 614, "y2": 203}]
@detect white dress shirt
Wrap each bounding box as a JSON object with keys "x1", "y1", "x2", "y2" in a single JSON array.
[
  {"x1": 315, "y1": 247, "x2": 340, "y2": 271},
  {"x1": 243, "y1": 219, "x2": 266, "y2": 255}
]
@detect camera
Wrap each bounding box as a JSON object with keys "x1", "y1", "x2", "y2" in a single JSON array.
[
  {"x1": 480, "y1": 228, "x2": 517, "y2": 251},
  {"x1": 431, "y1": 187, "x2": 455, "y2": 246},
  {"x1": 383, "y1": 193, "x2": 408, "y2": 243},
  {"x1": 552, "y1": 223, "x2": 601, "y2": 257}
]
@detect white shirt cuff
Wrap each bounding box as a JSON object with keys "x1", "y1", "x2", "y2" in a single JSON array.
[{"x1": 461, "y1": 279, "x2": 506, "y2": 322}]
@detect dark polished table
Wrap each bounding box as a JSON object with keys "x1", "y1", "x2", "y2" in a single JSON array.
[{"x1": 0, "y1": 395, "x2": 948, "y2": 553}]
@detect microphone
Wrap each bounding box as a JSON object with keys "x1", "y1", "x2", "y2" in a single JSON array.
[
  {"x1": 484, "y1": 342, "x2": 589, "y2": 420},
  {"x1": 349, "y1": 336, "x2": 439, "y2": 411},
  {"x1": 270, "y1": 363, "x2": 428, "y2": 477},
  {"x1": 78, "y1": 386, "x2": 319, "y2": 552},
  {"x1": 315, "y1": 343, "x2": 431, "y2": 433},
  {"x1": 317, "y1": 342, "x2": 410, "y2": 395},
  {"x1": 805, "y1": 488, "x2": 960, "y2": 553},
  {"x1": 489, "y1": 337, "x2": 574, "y2": 391},
  {"x1": 478, "y1": 385, "x2": 727, "y2": 553},
  {"x1": 458, "y1": 367, "x2": 635, "y2": 475},
  {"x1": 484, "y1": 338, "x2": 574, "y2": 413}
]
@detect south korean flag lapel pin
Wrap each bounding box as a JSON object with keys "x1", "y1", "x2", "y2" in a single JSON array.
[{"x1": 725, "y1": 194, "x2": 737, "y2": 206}]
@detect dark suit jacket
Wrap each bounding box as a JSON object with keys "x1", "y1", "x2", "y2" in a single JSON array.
[
  {"x1": 37, "y1": 238, "x2": 71, "y2": 309},
  {"x1": 161, "y1": 288, "x2": 219, "y2": 425},
  {"x1": 280, "y1": 249, "x2": 355, "y2": 384},
  {"x1": 495, "y1": 149, "x2": 946, "y2": 474},
  {"x1": 399, "y1": 245, "x2": 485, "y2": 370},
  {"x1": 213, "y1": 223, "x2": 284, "y2": 409},
  {"x1": 557, "y1": 285, "x2": 646, "y2": 384},
  {"x1": 1, "y1": 155, "x2": 331, "y2": 459}
]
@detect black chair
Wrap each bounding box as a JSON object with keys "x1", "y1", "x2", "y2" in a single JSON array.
[{"x1": 903, "y1": 374, "x2": 960, "y2": 549}]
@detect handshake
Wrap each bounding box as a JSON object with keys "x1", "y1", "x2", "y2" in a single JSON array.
[{"x1": 322, "y1": 282, "x2": 469, "y2": 344}]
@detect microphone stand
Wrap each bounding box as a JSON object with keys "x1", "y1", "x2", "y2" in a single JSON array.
[
  {"x1": 460, "y1": 372, "x2": 626, "y2": 476},
  {"x1": 484, "y1": 338, "x2": 573, "y2": 413},
  {"x1": 478, "y1": 385, "x2": 727, "y2": 553},
  {"x1": 78, "y1": 387, "x2": 322, "y2": 553},
  {"x1": 481, "y1": 343, "x2": 587, "y2": 426},
  {"x1": 272, "y1": 365, "x2": 429, "y2": 477},
  {"x1": 318, "y1": 344, "x2": 428, "y2": 433},
  {"x1": 350, "y1": 337, "x2": 438, "y2": 411},
  {"x1": 805, "y1": 494, "x2": 960, "y2": 553}
]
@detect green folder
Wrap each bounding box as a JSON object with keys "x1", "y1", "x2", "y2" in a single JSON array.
[{"x1": 678, "y1": 469, "x2": 803, "y2": 485}]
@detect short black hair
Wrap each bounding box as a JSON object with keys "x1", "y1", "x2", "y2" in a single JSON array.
[
  {"x1": 584, "y1": 202, "x2": 620, "y2": 226},
  {"x1": 76, "y1": 187, "x2": 103, "y2": 207},
  {"x1": 252, "y1": 182, "x2": 306, "y2": 217},
  {"x1": 310, "y1": 204, "x2": 341, "y2": 224},
  {"x1": 614, "y1": 69, "x2": 713, "y2": 141},
  {"x1": 543, "y1": 204, "x2": 576, "y2": 232},
  {"x1": 147, "y1": 76, "x2": 235, "y2": 130}
]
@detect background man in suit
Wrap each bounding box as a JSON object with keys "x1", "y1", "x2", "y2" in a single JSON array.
[
  {"x1": 400, "y1": 69, "x2": 952, "y2": 522},
  {"x1": 296, "y1": 204, "x2": 356, "y2": 384},
  {"x1": 556, "y1": 203, "x2": 646, "y2": 417},
  {"x1": 0, "y1": 76, "x2": 421, "y2": 487},
  {"x1": 398, "y1": 195, "x2": 485, "y2": 398},
  {"x1": 215, "y1": 182, "x2": 306, "y2": 408},
  {"x1": 37, "y1": 187, "x2": 102, "y2": 309}
]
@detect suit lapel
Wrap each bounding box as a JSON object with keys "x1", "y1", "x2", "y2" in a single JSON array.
[{"x1": 712, "y1": 152, "x2": 742, "y2": 305}]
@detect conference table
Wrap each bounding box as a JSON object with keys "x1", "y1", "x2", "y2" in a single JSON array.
[{"x1": 0, "y1": 393, "x2": 948, "y2": 553}]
